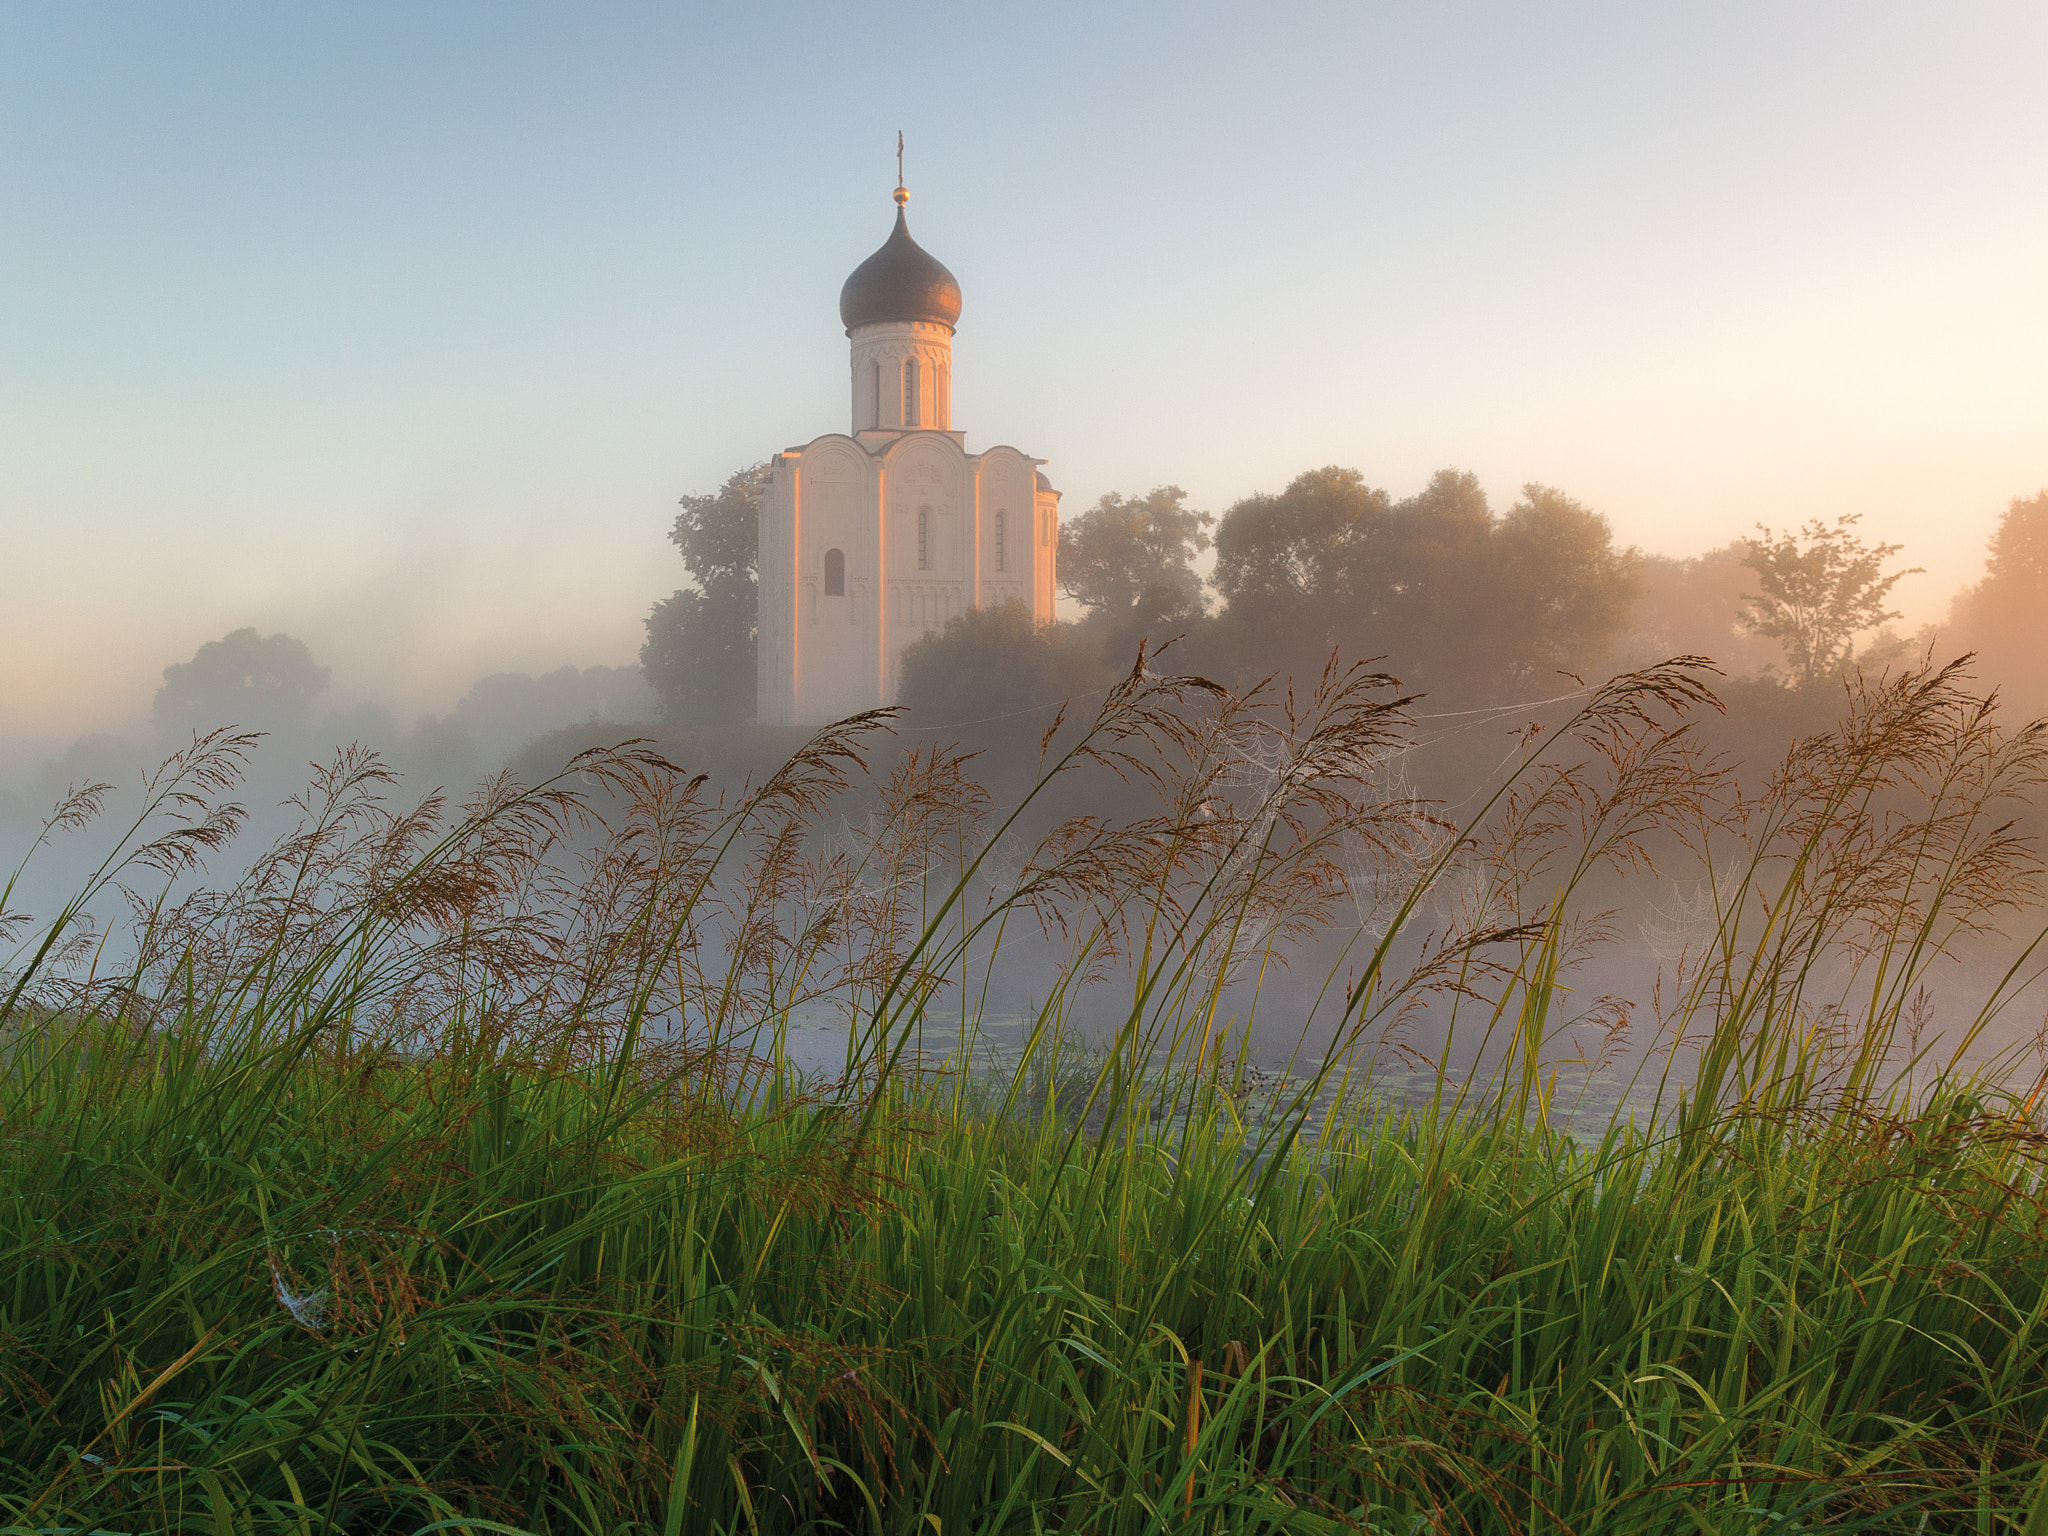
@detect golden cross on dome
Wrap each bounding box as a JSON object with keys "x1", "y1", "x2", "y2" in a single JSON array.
[{"x1": 894, "y1": 131, "x2": 908, "y2": 206}]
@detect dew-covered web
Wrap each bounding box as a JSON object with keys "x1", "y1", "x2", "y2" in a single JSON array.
[
  {"x1": 1338, "y1": 761, "x2": 1451, "y2": 939},
  {"x1": 270, "y1": 1261, "x2": 329, "y2": 1333},
  {"x1": 980, "y1": 827, "x2": 1032, "y2": 901},
  {"x1": 1217, "y1": 717, "x2": 1294, "y2": 803},
  {"x1": 1212, "y1": 719, "x2": 1455, "y2": 942},
  {"x1": 1641, "y1": 873, "x2": 1723, "y2": 969}
]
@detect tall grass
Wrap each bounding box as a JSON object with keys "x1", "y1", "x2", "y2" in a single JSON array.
[{"x1": 4, "y1": 653, "x2": 2048, "y2": 1534}]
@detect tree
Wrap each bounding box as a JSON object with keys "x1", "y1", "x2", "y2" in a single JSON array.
[
  {"x1": 1983, "y1": 490, "x2": 2048, "y2": 598},
  {"x1": 1211, "y1": 466, "x2": 1385, "y2": 620},
  {"x1": 1738, "y1": 515, "x2": 1921, "y2": 690},
  {"x1": 1626, "y1": 545, "x2": 1782, "y2": 676},
  {"x1": 451, "y1": 665, "x2": 658, "y2": 765},
  {"x1": 1355, "y1": 468, "x2": 1495, "y2": 689},
  {"x1": 1059, "y1": 485, "x2": 1214, "y2": 635},
  {"x1": 1945, "y1": 490, "x2": 2048, "y2": 710},
  {"x1": 153, "y1": 628, "x2": 330, "y2": 737},
  {"x1": 642, "y1": 463, "x2": 769, "y2": 725},
  {"x1": 895, "y1": 603, "x2": 1109, "y2": 734},
  {"x1": 1208, "y1": 466, "x2": 1390, "y2": 682},
  {"x1": 1487, "y1": 484, "x2": 1642, "y2": 681},
  {"x1": 1206, "y1": 466, "x2": 1639, "y2": 700},
  {"x1": 1950, "y1": 491, "x2": 2048, "y2": 644}
]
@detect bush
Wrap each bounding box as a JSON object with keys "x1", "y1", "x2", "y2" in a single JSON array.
[{"x1": 895, "y1": 601, "x2": 1112, "y2": 733}]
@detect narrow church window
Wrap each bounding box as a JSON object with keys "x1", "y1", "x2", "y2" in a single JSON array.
[
  {"x1": 870, "y1": 363, "x2": 880, "y2": 429},
  {"x1": 917, "y1": 509, "x2": 930, "y2": 570},
  {"x1": 994, "y1": 511, "x2": 1006, "y2": 572},
  {"x1": 824, "y1": 547, "x2": 845, "y2": 596},
  {"x1": 904, "y1": 358, "x2": 920, "y2": 428}
]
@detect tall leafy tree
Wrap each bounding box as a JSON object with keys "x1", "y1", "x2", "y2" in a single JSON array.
[
  {"x1": 153, "y1": 628, "x2": 331, "y2": 737},
  {"x1": 1946, "y1": 489, "x2": 2048, "y2": 707},
  {"x1": 1738, "y1": 514, "x2": 1921, "y2": 690},
  {"x1": 1210, "y1": 466, "x2": 1390, "y2": 670},
  {"x1": 1211, "y1": 467, "x2": 1385, "y2": 616},
  {"x1": 1488, "y1": 484, "x2": 1643, "y2": 682},
  {"x1": 1357, "y1": 468, "x2": 1495, "y2": 688},
  {"x1": 1058, "y1": 485, "x2": 1215, "y2": 635},
  {"x1": 1983, "y1": 490, "x2": 2048, "y2": 599},
  {"x1": 1949, "y1": 490, "x2": 2048, "y2": 643},
  {"x1": 1208, "y1": 466, "x2": 1639, "y2": 700},
  {"x1": 642, "y1": 463, "x2": 769, "y2": 725}
]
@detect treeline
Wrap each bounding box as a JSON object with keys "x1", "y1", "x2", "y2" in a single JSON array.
[
  {"x1": 11, "y1": 471, "x2": 2038, "y2": 844},
  {"x1": 646, "y1": 463, "x2": 2048, "y2": 755},
  {"x1": 0, "y1": 634, "x2": 658, "y2": 837},
  {"x1": 1067, "y1": 469, "x2": 1638, "y2": 706}
]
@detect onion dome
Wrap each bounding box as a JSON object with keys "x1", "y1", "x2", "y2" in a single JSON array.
[{"x1": 839, "y1": 188, "x2": 962, "y2": 333}]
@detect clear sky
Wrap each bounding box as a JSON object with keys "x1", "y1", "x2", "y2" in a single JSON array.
[{"x1": 3, "y1": 2, "x2": 2044, "y2": 752}]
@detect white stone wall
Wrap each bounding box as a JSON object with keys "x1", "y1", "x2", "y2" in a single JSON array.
[
  {"x1": 1035, "y1": 487, "x2": 1061, "y2": 618},
  {"x1": 880, "y1": 431, "x2": 969, "y2": 702}
]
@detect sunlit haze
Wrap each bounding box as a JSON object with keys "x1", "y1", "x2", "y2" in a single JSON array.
[{"x1": 4, "y1": 2, "x2": 2045, "y2": 757}]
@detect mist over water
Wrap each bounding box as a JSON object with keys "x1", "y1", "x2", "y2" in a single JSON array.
[
  {"x1": 8, "y1": 610, "x2": 2046, "y2": 1127},
  {"x1": 0, "y1": 647, "x2": 653, "y2": 938},
  {"x1": 6, "y1": 469, "x2": 2046, "y2": 1127}
]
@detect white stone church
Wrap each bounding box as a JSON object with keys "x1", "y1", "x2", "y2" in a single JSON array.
[{"x1": 755, "y1": 180, "x2": 1060, "y2": 726}]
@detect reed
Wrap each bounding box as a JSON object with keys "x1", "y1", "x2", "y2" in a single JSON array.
[{"x1": 2, "y1": 653, "x2": 2046, "y2": 1534}]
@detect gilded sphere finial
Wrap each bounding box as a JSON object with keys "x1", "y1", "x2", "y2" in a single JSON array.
[{"x1": 894, "y1": 184, "x2": 909, "y2": 207}]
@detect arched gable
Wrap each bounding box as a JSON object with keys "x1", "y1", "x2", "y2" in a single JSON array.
[
  {"x1": 882, "y1": 432, "x2": 970, "y2": 579},
  {"x1": 880, "y1": 430, "x2": 969, "y2": 481},
  {"x1": 794, "y1": 438, "x2": 871, "y2": 579},
  {"x1": 794, "y1": 434, "x2": 873, "y2": 486},
  {"x1": 975, "y1": 446, "x2": 1048, "y2": 615}
]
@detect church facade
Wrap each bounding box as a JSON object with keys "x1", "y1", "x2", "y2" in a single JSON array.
[{"x1": 755, "y1": 182, "x2": 1060, "y2": 726}]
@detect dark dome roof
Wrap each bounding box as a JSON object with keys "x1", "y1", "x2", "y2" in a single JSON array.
[{"x1": 839, "y1": 201, "x2": 962, "y2": 333}]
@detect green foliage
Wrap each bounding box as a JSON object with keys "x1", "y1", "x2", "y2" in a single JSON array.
[
  {"x1": 27, "y1": 733, "x2": 150, "y2": 810},
  {"x1": 1211, "y1": 465, "x2": 1387, "y2": 629},
  {"x1": 399, "y1": 711, "x2": 483, "y2": 786},
  {"x1": 153, "y1": 627, "x2": 331, "y2": 737},
  {"x1": 895, "y1": 601, "x2": 1111, "y2": 733},
  {"x1": 1739, "y1": 514, "x2": 1922, "y2": 691},
  {"x1": 644, "y1": 465, "x2": 771, "y2": 725},
  {"x1": 1986, "y1": 488, "x2": 2048, "y2": 596},
  {"x1": 1491, "y1": 484, "x2": 1642, "y2": 677},
  {"x1": 4, "y1": 657, "x2": 2048, "y2": 1533},
  {"x1": 1950, "y1": 490, "x2": 2048, "y2": 709},
  {"x1": 1629, "y1": 544, "x2": 1783, "y2": 676},
  {"x1": 643, "y1": 585, "x2": 757, "y2": 725},
  {"x1": 671, "y1": 465, "x2": 769, "y2": 593},
  {"x1": 1059, "y1": 485, "x2": 1215, "y2": 637},
  {"x1": 1210, "y1": 467, "x2": 1640, "y2": 698}
]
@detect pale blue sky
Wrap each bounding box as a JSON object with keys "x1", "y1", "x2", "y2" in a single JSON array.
[{"x1": 3, "y1": 2, "x2": 2045, "y2": 747}]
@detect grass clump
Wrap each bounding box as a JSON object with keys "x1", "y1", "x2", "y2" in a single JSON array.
[{"x1": 4, "y1": 653, "x2": 2048, "y2": 1533}]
